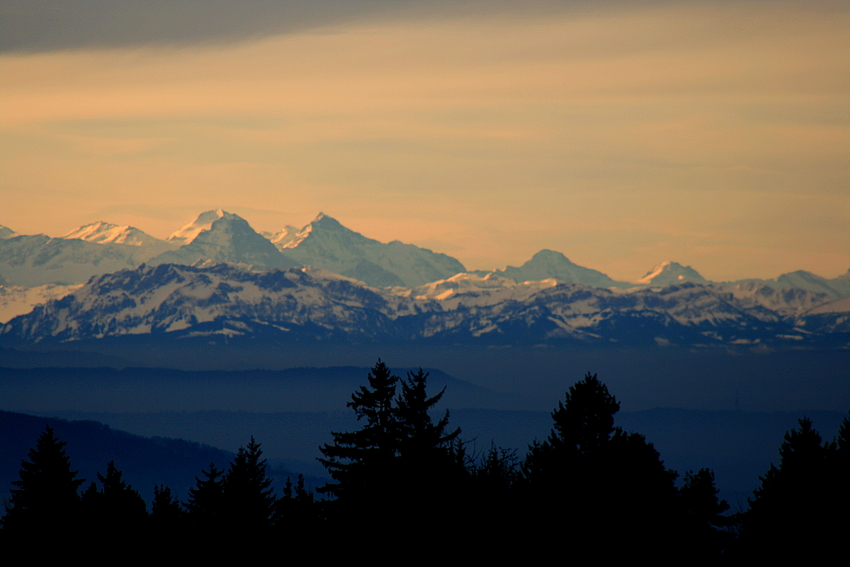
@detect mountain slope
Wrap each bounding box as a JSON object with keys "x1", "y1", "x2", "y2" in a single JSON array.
[
  {"x1": 491, "y1": 250, "x2": 624, "y2": 288},
  {"x1": 62, "y1": 221, "x2": 168, "y2": 248},
  {"x1": 0, "y1": 234, "x2": 159, "y2": 286},
  {"x1": 3, "y1": 263, "x2": 845, "y2": 347},
  {"x1": 167, "y1": 208, "x2": 229, "y2": 245},
  {"x1": 150, "y1": 213, "x2": 296, "y2": 270},
  {"x1": 731, "y1": 268, "x2": 850, "y2": 299},
  {"x1": 634, "y1": 261, "x2": 709, "y2": 286},
  {"x1": 0, "y1": 410, "x2": 237, "y2": 505},
  {"x1": 275, "y1": 213, "x2": 467, "y2": 287}
]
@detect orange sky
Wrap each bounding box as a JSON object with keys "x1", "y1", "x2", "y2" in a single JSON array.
[{"x1": 1, "y1": 2, "x2": 848, "y2": 281}]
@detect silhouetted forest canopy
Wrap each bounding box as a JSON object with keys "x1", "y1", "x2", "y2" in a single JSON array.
[{"x1": 2, "y1": 360, "x2": 847, "y2": 559}]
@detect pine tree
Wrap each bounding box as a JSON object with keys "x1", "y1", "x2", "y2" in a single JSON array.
[
  {"x1": 275, "y1": 474, "x2": 319, "y2": 537},
  {"x1": 521, "y1": 373, "x2": 679, "y2": 557},
  {"x1": 2, "y1": 426, "x2": 84, "y2": 535},
  {"x1": 318, "y1": 359, "x2": 401, "y2": 501},
  {"x1": 523, "y1": 373, "x2": 621, "y2": 485},
  {"x1": 395, "y1": 368, "x2": 460, "y2": 459},
  {"x1": 150, "y1": 484, "x2": 185, "y2": 531},
  {"x1": 678, "y1": 468, "x2": 733, "y2": 557},
  {"x1": 81, "y1": 460, "x2": 148, "y2": 533},
  {"x1": 222, "y1": 437, "x2": 276, "y2": 532},
  {"x1": 742, "y1": 417, "x2": 839, "y2": 560},
  {"x1": 318, "y1": 360, "x2": 465, "y2": 543},
  {"x1": 186, "y1": 462, "x2": 225, "y2": 526}
]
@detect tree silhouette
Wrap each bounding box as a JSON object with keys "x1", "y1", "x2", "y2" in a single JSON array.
[
  {"x1": 392, "y1": 368, "x2": 466, "y2": 533},
  {"x1": 522, "y1": 373, "x2": 679, "y2": 557},
  {"x1": 150, "y1": 484, "x2": 185, "y2": 532},
  {"x1": 78, "y1": 460, "x2": 148, "y2": 543},
  {"x1": 678, "y1": 468, "x2": 733, "y2": 557},
  {"x1": 222, "y1": 437, "x2": 276, "y2": 533},
  {"x1": 318, "y1": 361, "x2": 465, "y2": 544},
  {"x1": 742, "y1": 417, "x2": 840, "y2": 560},
  {"x1": 275, "y1": 474, "x2": 319, "y2": 539},
  {"x1": 318, "y1": 359, "x2": 401, "y2": 502},
  {"x1": 185, "y1": 461, "x2": 226, "y2": 542},
  {"x1": 1, "y1": 426, "x2": 84, "y2": 536}
]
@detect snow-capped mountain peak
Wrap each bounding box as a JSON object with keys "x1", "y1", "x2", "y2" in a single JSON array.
[
  {"x1": 150, "y1": 212, "x2": 296, "y2": 270},
  {"x1": 271, "y1": 213, "x2": 466, "y2": 287},
  {"x1": 61, "y1": 221, "x2": 159, "y2": 246},
  {"x1": 634, "y1": 261, "x2": 708, "y2": 285},
  {"x1": 167, "y1": 208, "x2": 233, "y2": 245},
  {"x1": 491, "y1": 249, "x2": 622, "y2": 288}
]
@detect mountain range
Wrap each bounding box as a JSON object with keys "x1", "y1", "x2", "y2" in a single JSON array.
[
  {"x1": 3, "y1": 261, "x2": 846, "y2": 348},
  {"x1": 1, "y1": 210, "x2": 848, "y2": 347},
  {"x1": 3, "y1": 209, "x2": 847, "y2": 293}
]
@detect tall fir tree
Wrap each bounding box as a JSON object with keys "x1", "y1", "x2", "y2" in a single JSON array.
[
  {"x1": 678, "y1": 468, "x2": 733, "y2": 557},
  {"x1": 222, "y1": 437, "x2": 276, "y2": 533},
  {"x1": 318, "y1": 359, "x2": 401, "y2": 501},
  {"x1": 741, "y1": 417, "x2": 840, "y2": 560},
  {"x1": 150, "y1": 484, "x2": 185, "y2": 531},
  {"x1": 185, "y1": 462, "x2": 226, "y2": 540},
  {"x1": 80, "y1": 460, "x2": 148, "y2": 536},
  {"x1": 2, "y1": 426, "x2": 84, "y2": 535},
  {"x1": 318, "y1": 360, "x2": 465, "y2": 544},
  {"x1": 522, "y1": 373, "x2": 679, "y2": 558}
]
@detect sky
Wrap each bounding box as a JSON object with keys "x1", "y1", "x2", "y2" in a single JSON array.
[{"x1": 1, "y1": 0, "x2": 848, "y2": 282}]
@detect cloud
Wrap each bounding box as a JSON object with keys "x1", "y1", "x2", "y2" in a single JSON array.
[
  {"x1": 1, "y1": 2, "x2": 847, "y2": 280},
  {"x1": 0, "y1": 0, "x2": 544, "y2": 53},
  {"x1": 0, "y1": 0, "x2": 771, "y2": 53}
]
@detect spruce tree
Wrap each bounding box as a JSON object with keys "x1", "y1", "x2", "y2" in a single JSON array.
[
  {"x1": 185, "y1": 462, "x2": 226, "y2": 538},
  {"x1": 318, "y1": 359, "x2": 400, "y2": 501},
  {"x1": 222, "y1": 437, "x2": 276, "y2": 532},
  {"x1": 678, "y1": 468, "x2": 733, "y2": 557},
  {"x1": 150, "y1": 484, "x2": 185, "y2": 531},
  {"x1": 81, "y1": 460, "x2": 148, "y2": 534},
  {"x1": 742, "y1": 417, "x2": 839, "y2": 560},
  {"x1": 318, "y1": 360, "x2": 465, "y2": 542},
  {"x1": 522, "y1": 373, "x2": 679, "y2": 557},
  {"x1": 2, "y1": 426, "x2": 84, "y2": 535}
]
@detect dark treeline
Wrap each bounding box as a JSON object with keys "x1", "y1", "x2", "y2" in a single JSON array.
[{"x1": 2, "y1": 359, "x2": 847, "y2": 560}]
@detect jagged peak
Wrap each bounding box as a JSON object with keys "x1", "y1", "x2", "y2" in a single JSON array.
[
  {"x1": 309, "y1": 212, "x2": 346, "y2": 230},
  {"x1": 167, "y1": 209, "x2": 237, "y2": 244}
]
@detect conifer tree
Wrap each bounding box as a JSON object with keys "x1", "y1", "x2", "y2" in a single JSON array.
[
  {"x1": 2, "y1": 426, "x2": 84, "y2": 534},
  {"x1": 318, "y1": 359, "x2": 400, "y2": 501},
  {"x1": 150, "y1": 484, "x2": 185, "y2": 531},
  {"x1": 522, "y1": 373, "x2": 679, "y2": 556},
  {"x1": 678, "y1": 468, "x2": 733, "y2": 557},
  {"x1": 81, "y1": 460, "x2": 148, "y2": 532},
  {"x1": 395, "y1": 368, "x2": 460, "y2": 459},
  {"x1": 742, "y1": 417, "x2": 839, "y2": 560},
  {"x1": 275, "y1": 474, "x2": 319, "y2": 536},
  {"x1": 222, "y1": 437, "x2": 276, "y2": 532},
  {"x1": 318, "y1": 360, "x2": 465, "y2": 539},
  {"x1": 186, "y1": 463, "x2": 224, "y2": 537}
]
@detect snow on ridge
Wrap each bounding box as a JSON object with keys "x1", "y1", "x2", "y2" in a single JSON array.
[
  {"x1": 634, "y1": 261, "x2": 672, "y2": 284},
  {"x1": 62, "y1": 221, "x2": 155, "y2": 246},
  {"x1": 167, "y1": 208, "x2": 230, "y2": 245}
]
